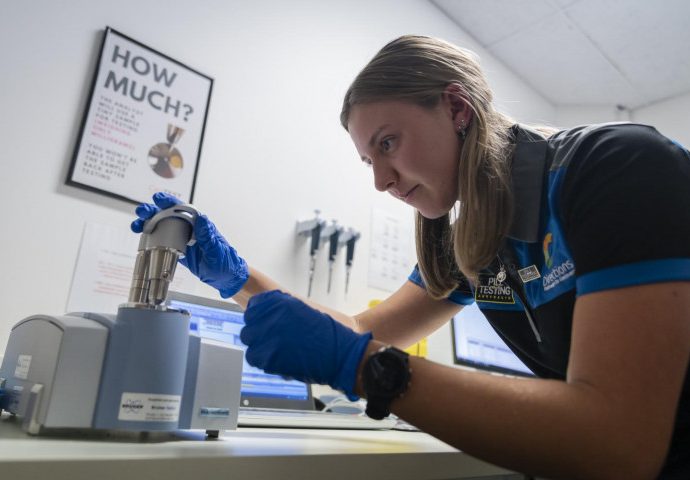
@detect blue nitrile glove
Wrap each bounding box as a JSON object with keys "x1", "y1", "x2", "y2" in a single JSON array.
[
  {"x1": 240, "y1": 290, "x2": 373, "y2": 400},
  {"x1": 131, "y1": 192, "x2": 249, "y2": 298}
]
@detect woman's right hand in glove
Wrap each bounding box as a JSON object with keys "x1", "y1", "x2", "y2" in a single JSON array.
[{"x1": 131, "y1": 192, "x2": 249, "y2": 298}]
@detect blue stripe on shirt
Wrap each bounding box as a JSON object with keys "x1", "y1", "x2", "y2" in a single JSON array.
[
  {"x1": 576, "y1": 258, "x2": 690, "y2": 296},
  {"x1": 408, "y1": 267, "x2": 474, "y2": 305}
]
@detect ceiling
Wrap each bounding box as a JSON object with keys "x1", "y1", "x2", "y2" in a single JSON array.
[{"x1": 431, "y1": 0, "x2": 690, "y2": 108}]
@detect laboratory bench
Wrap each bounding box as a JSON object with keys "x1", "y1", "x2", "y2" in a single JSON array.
[{"x1": 0, "y1": 413, "x2": 524, "y2": 480}]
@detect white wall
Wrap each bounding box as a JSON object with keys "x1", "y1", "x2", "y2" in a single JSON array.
[
  {"x1": 0, "y1": 0, "x2": 555, "y2": 365},
  {"x1": 556, "y1": 93, "x2": 690, "y2": 148},
  {"x1": 632, "y1": 92, "x2": 690, "y2": 147},
  {"x1": 555, "y1": 105, "x2": 622, "y2": 128}
]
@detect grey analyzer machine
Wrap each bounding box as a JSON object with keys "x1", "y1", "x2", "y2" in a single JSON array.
[{"x1": 0, "y1": 204, "x2": 243, "y2": 437}]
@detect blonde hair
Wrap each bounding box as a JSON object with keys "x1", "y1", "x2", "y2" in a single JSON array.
[{"x1": 340, "y1": 35, "x2": 518, "y2": 297}]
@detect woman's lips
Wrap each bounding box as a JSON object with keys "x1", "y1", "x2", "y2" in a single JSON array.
[
  {"x1": 401, "y1": 185, "x2": 418, "y2": 203},
  {"x1": 389, "y1": 185, "x2": 418, "y2": 202}
]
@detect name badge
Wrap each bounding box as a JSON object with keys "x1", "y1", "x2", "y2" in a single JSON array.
[
  {"x1": 475, "y1": 274, "x2": 515, "y2": 304},
  {"x1": 517, "y1": 265, "x2": 541, "y2": 283}
]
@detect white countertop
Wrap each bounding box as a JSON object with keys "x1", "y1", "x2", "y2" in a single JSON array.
[{"x1": 0, "y1": 413, "x2": 516, "y2": 480}]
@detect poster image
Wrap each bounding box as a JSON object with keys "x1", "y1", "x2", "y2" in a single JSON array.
[{"x1": 67, "y1": 27, "x2": 213, "y2": 204}]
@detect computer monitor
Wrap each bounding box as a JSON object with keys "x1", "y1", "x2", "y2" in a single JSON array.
[
  {"x1": 166, "y1": 291, "x2": 313, "y2": 409},
  {"x1": 451, "y1": 303, "x2": 534, "y2": 377}
]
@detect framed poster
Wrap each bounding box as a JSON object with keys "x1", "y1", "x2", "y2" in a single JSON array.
[{"x1": 67, "y1": 27, "x2": 213, "y2": 204}]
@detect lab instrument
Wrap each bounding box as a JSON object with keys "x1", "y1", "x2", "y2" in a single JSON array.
[{"x1": 0, "y1": 204, "x2": 243, "y2": 436}]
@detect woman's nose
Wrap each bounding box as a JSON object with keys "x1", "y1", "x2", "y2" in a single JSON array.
[{"x1": 372, "y1": 161, "x2": 396, "y2": 192}]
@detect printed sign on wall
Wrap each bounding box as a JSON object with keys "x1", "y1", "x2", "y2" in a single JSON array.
[
  {"x1": 67, "y1": 27, "x2": 213, "y2": 204},
  {"x1": 367, "y1": 208, "x2": 415, "y2": 292}
]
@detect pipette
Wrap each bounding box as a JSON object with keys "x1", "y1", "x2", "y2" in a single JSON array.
[
  {"x1": 296, "y1": 210, "x2": 325, "y2": 298},
  {"x1": 344, "y1": 231, "x2": 360, "y2": 295},
  {"x1": 307, "y1": 220, "x2": 323, "y2": 297},
  {"x1": 318, "y1": 220, "x2": 343, "y2": 294},
  {"x1": 327, "y1": 226, "x2": 342, "y2": 293}
]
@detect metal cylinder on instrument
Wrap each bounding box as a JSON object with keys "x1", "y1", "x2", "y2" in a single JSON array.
[{"x1": 127, "y1": 204, "x2": 198, "y2": 307}]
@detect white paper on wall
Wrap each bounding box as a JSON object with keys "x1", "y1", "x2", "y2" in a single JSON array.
[
  {"x1": 66, "y1": 222, "x2": 196, "y2": 314},
  {"x1": 367, "y1": 208, "x2": 415, "y2": 292}
]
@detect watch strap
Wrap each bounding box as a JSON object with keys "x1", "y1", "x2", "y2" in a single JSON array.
[
  {"x1": 362, "y1": 346, "x2": 411, "y2": 420},
  {"x1": 365, "y1": 395, "x2": 392, "y2": 420}
]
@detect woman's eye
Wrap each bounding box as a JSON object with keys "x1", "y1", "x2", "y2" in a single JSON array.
[
  {"x1": 361, "y1": 157, "x2": 373, "y2": 168},
  {"x1": 380, "y1": 137, "x2": 395, "y2": 152}
]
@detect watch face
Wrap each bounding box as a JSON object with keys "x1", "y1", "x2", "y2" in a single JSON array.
[
  {"x1": 364, "y1": 349, "x2": 410, "y2": 396},
  {"x1": 377, "y1": 355, "x2": 407, "y2": 392}
]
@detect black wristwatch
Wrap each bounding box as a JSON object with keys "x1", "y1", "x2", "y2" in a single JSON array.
[{"x1": 361, "y1": 345, "x2": 411, "y2": 420}]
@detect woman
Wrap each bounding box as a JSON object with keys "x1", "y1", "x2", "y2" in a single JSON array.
[{"x1": 133, "y1": 36, "x2": 690, "y2": 479}]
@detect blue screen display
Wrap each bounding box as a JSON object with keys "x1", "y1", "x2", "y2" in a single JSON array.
[
  {"x1": 169, "y1": 299, "x2": 309, "y2": 400},
  {"x1": 452, "y1": 303, "x2": 533, "y2": 376}
]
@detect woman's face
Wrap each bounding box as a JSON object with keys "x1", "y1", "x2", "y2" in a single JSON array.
[{"x1": 348, "y1": 100, "x2": 462, "y2": 219}]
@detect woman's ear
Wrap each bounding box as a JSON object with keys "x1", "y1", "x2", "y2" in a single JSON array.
[{"x1": 442, "y1": 83, "x2": 473, "y2": 129}]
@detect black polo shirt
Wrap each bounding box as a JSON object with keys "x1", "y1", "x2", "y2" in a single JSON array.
[{"x1": 409, "y1": 123, "x2": 690, "y2": 478}]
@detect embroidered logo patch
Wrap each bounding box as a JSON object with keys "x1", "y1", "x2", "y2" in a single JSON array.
[
  {"x1": 518, "y1": 265, "x2": 541, "y2": 283},
  {"x1": 475, "y1": 274, "x2": 515, "y2": 304}
]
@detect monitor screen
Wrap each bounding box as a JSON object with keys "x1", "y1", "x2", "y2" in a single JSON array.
[
  {"x1": 168, "y1": 297, "x2": 310, "y2": 402},
  {"x1": 451, "y1": 303, "x2": 534, "y2": 377}
]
